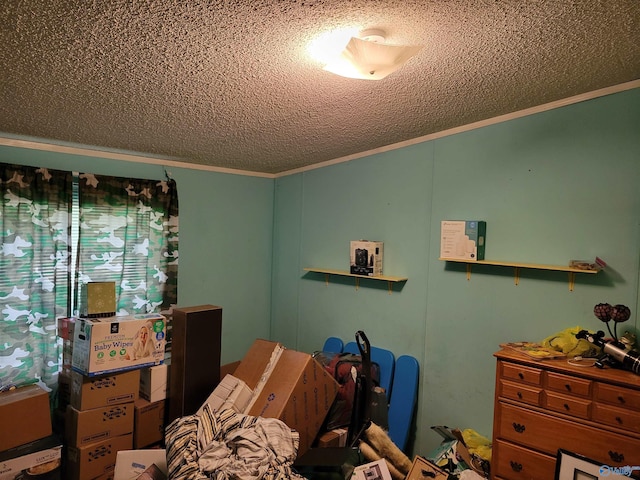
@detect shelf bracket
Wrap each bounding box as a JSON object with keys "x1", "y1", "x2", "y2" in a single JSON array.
[
  {"x1": 387, "y1": 281, "x2": 393, "y2": 294},
  {"x1": 568, "y1": 272, "x2": 575, "y2": 292},
  {"x1": 514, "y1": 267, "x2": 520, "y2": 286},
  {"x1": 466, "y1": 263, "x2": 472, "y2": 281},
  {"x1": 323, "y1": 273, "x2": 330, "y2": 286},
  {"x1": 355, "y1": 277, "x2": 360, "y2": 291}
]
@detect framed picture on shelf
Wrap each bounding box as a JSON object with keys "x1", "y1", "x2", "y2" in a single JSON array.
[{"x1": 555, "y1": 449, "x2": 632, "y2": 479}]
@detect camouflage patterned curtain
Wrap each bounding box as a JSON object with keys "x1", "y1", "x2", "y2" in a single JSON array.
[
  {"x1": 75, "y1": 173, "x2": 178, "y2": 317},
  {"x1": 0, "y1": 164, "x2": 72, "y2": 392}
]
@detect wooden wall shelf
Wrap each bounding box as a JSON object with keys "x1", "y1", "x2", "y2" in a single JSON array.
[
  {"x1": 439, "y1": 258, "x2": 600, "y2": 291},
  {"x1": 303, "y1": 268, "x2": 407, "y2": 294}
]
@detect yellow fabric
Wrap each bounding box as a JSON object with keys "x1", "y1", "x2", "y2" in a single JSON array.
[
  {"x1": 461, "y1": 429, "x2": 492, "y2": 462},
  {"x1": 542, "y1": 326, "x2": 601, "y2": 357}
]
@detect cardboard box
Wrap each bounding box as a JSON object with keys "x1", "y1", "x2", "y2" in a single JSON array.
[
  {"x1": 67, "y1": 433, "x2": 132, "y2": 480},
  {"x1": 140, "y1": 364, "x2": 168, "y2": 403},
  {"x1": 70, "y1": 369, "x2": 140, "y2": 411},
  {"x1": 57, "y1": 316, "x2": 76, "y2": 341},
  {"x1": 197, "y1": 374, "x2": 252, "y2": 416},
  {"x1": 82, "y1": 281, "x2": 117, "y2": 318},
  {"x1": 0, "y1": 384, "x2": 52, "y2": 451},
  {"x1": 65, "y1": 402, "x2": 134, "y2": 447},
  {"x1": 440, "y1": 220, "x2": 486, "y2": 261},
  {"x1": 350, "y1": 240, "x2": 384, "y2": 276},
  {"x1": 58, "y1": 317, "x2": 76, "y2": 374},
  {"x1": 133, "y1": 398, "x2": 165, "y2": 449},
  {"x1": 316, "y1": 428, "x2": 348, "y2": 448},
  {"x1": 72, "y1": 313, "x2": 166, "y2": 376},
  {"x1": 0, "y1": 435, "x2": 62, "y2": 480},
  {"x1": 220, "y1": 361, "x2": 240, "y2": 378},
  {"x1": 57, "y1": 371, "x2": 72, "y2": 412},
  {"x1": 113, "y1": 449, "x2": 167, "y2": 480},
  {"x1": 94, "y1": 471, "x2": 116, "y2": 480},
  {"x1": 406, "y1": 456, "x2": 449, "y2": 480},
  {"x1": 234, "y1": 339, "x2": 340, "y2": 456}
]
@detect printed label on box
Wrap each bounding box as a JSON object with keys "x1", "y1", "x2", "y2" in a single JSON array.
[
  {"x1": 350, "y1": 240, "x2": 384, "y2": 276},
  {"x1": 72, "y1": 314, "x2": 166, "y2": 376}
]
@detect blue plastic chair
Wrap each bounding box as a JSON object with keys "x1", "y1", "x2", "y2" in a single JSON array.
[
  {"x1": 322, "y1": 336, "x2": 344, "y2": 353},
  {"x1": 387, "y1": 354, "x2": 420, "y2": 452},
  {"x1": 343, "y1": 341, "x2": 395, "y2": 401}
]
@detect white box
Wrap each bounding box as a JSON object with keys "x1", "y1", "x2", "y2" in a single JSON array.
[
  {"x1": 72, "y1": 314, "x2": 166, "y2": 376},
  {"x1": 350, "y1": 240, "x2": 384, "y2": 276},
  {"x1": 352, "y1": 459, "x2": 393, "y2": 480},
  {"x1": 113, "y1": 449, "x2": 167, "y2": 480},
  {"x1": 140, "y1": 364, "x2": 168, "y2": 402},
  {"x1": 197, "y1": 374, "x2": 253, "y2": 416},
  {"x1": 440, "y1": 221, "x2": 486, "y2": 261}
]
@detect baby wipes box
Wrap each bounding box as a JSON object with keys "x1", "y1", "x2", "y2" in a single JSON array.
[
  {"x1": 72, "y1": 314, "x2": 166, "y2": 376},
  {"x1": 440, "y1": 220, "x2": 486, "y2": 261}
]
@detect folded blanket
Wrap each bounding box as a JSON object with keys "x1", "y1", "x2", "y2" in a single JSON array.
[{"x1": 166, "y1": 405, "x2": 306, "y2": 480}]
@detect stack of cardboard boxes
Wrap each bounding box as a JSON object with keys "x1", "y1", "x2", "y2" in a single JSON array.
[
  {"x1": 64, "y1": 369, "x2": 139, "y2": 479},
  {"x1": 0, "y1": 384, "x2": 63, "y2": 479},
  {"x1": 58, "y1": 310, "x2": 167, "y2": 480},
  {"x1": 1, "y1": 302, "x2": 341, "y2": 479}
]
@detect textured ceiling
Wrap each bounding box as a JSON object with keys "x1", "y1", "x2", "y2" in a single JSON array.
[{"x1": 1, "y1": 1, "x2": 639, "y2": 174}]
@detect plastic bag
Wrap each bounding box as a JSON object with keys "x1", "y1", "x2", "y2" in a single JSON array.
[
  {"x1": 461, "y1": 429, "x2": 492, "y2": 462},
  {"x1": 542, "y1": 326, "x2": 601, "y2": 358}
]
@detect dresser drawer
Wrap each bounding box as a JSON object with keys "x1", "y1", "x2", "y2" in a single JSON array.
[
  {"x1": 546, "y1": 371, "x2": 592, "y2": 397},
  {"x1": 597, "y1": 383, "x2": 640, "y2": 409},
  {"x1": 544, "y1": 391, "x2": 592, "y2": 420},
  {"x1": 496, "y1": 402, "x2": 640, "y2": 467},
  {"x1": 492, "y1": 439, "x2": 556, "y2": 480},
  {"x1": 501, "y1": 362, "x2": 542, "y2": 386},
  {"x1": 593, "y1": 402, "x2": 640, "y2": 433},
  {"x1": 499, "y1": 380, "x2": 543, "y2": 406}
]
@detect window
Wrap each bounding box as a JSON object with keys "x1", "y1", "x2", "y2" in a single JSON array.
[{"x1": 0, "y1": 163, "x2": 178, "y2": 393}]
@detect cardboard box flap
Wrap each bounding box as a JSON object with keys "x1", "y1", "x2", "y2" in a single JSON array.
[{"x1": 233, "y1": 339, "x2": 285, "y2": 390}]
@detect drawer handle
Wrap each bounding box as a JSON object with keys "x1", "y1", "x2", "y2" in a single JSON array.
[
  {"x1": 618, "y1": 395, "x2": 626, "y2": 404},
  {"x1": 510, "y1": 461, "x2": 523, "y2": 472},
  {"x1": 512, "y1": 422, "x2": 526, "y2": 433},
  {"x1": 518, "y1": 372, "x2": 524, "y2": 380},
  {"x1": 420, "y1": 470, "x2": 436, "y2": 478},
  {"x1": 615, "y1": 416, "x2": 623, "y2": 425},
  {"x1": 609, "y1": 451, "x2": 625, "y2": 463},
  {"x1": 564, "y1": 384, "x2": 572, "y2": 392},
  {"x1": 517, "y1": 392, "x2": 523, "y2": 399},
  {"x1": 563, "y1": 403, "x2": 570, "y2": 411}
]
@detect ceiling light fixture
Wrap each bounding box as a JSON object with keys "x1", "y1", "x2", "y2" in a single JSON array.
[{"x1": 323, "y1": 29, "x2": 422, "y2": 80}]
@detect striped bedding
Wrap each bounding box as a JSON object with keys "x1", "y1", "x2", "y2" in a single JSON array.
[{"x1": 165, "y1": 404, "x2": 306, "y2": 480}]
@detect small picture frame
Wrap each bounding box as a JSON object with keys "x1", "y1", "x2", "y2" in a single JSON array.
[{"x1": 555, "y1": 449, "x2": 632, "y2": 479}]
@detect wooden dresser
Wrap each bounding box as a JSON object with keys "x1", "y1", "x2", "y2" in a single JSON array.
[{"x1": 491, "y1": 349, "x2": 640, "y2": 480}]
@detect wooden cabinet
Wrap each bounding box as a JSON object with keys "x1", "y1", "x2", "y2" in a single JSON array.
[{"x1": 491, "y1": 349, "x2": 640, "y2": 480}]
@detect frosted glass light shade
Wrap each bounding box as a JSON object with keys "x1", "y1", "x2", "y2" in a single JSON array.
[{"x1": 324, "y1": 36, "x2": 422, "y2": 80}]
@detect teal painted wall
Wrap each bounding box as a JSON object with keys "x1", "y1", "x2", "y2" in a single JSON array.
[
  {"x1": 1, "y1": 87, "x2": 638, "y2": 458},
  {"x1": 0, "y1": 146, "x2": 275, "y2": 364},
  {"x1": 272, "y1": 88, "x2": 640, "y2": 455}
]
